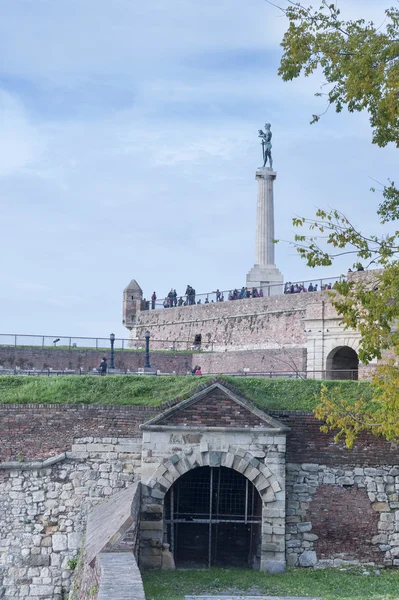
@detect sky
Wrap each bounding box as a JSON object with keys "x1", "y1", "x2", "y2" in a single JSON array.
[{"x1": 0, "y1": 0, "x2": 396, "y2": 340}]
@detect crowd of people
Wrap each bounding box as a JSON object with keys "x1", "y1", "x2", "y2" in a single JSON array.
[
  {"x1": 227, "y1": 287, "x2": 263, "y2": 300},
  {"x1": 142, "y1": 279, "x2": 343, "y2": 310},
  {"x1": 284, "y1": 281, "x2": 333, "y2": 294},
  {"x1": 151, "y1": 285, "x2": 265, "y2": 308},
  {"x1": 159, "y1": 286, "x2": 198, "y2": 308}
]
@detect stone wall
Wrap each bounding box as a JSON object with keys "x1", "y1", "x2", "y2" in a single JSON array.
[
  {"x1": 125, "y1": 271, "x2": 391, "y2": 378},
  {"x1": 0, "y1": 346, "x2": 192, "y2": 374},
  {"x1": 2, "y1": 399, "x2": 399, "y2": 600},
  {"x1": 0, "y1": 346, "x2": 308, "y2": 376},
  {"x1": 97, "y1": 553, "x2": 145, "y2": 600},
  {"x1": 130, "y1": 292, "x2": 311, "y2": 351},
  {"x1": 0, "y1": 404, "x2": 157, "y2": 461},
  {"x1": 0, "y1": 438, "x2": 142, "y2": 600},
  {"x1": 192, "y1": 348, "x2": 307, "y2": 375},
  {"x1": 127, "y1": 287, "x2": 370, "y2": 378},
  {"x1": 286, "y1": 463, "x2": 399, "y2": 568},
  {"x1": 140, "y1": 429, "x2": 287, "y2": 573},
  {"x1": 74, "y1": 483, "x2": 143, "y2": 600}
]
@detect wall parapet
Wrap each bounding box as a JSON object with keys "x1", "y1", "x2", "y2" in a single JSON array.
[
  {"x1": 0, "y1": 452, "x2": 67, "y2": 470},
  {"x1": 98, "y1": 553, "x2": 145, "y2": 600}
]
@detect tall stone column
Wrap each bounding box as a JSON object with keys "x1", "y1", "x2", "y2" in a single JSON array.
[{"x1": 246, "y1": 167, "x2": 283, "y2": 295}]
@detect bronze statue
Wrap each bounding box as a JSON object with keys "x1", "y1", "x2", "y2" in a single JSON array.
[{"x1": 258, "y1": 123, "x2": 273, "y2": 168}]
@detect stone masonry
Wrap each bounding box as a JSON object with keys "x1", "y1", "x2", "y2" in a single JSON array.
[
  {"x1": 2, "y1": 378, "x2": 399, "y2": 599},
  {"x1": 124, "y1": 270, "x2": 387, "y2": 378},
  {"x1": 285, "y1": 463, "x2": 399, "y2": 568},
  {"x1": 0, "y1": 438, "x2": 141, "y2": 600},
  {"x1": 139, "y1": 381, "x2": 290, "y2": 574}
]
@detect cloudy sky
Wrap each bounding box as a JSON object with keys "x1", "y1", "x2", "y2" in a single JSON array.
[{"x1": 0, "y1": 0, "x2": 396, "y2": 340}]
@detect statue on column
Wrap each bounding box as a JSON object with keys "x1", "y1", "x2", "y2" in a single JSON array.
[{"x1": 258, "y1": 123, "x2": 273, "y2": 169}]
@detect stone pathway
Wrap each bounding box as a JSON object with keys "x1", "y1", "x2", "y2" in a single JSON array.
[{"x1": 185, "y1": 596, "x2": 321, "y2": 600}]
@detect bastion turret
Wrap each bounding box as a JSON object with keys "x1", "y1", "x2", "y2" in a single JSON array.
[{"x1": 122, "y1": 279, "x2": 143, "y2": 330}]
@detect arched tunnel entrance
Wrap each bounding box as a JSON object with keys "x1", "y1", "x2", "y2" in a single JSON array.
[
  {"x1": 326, "y1": 346, "x2": 359, "y2": 380},
  {"x1": 164, "y1": 466, "x2": 262, "y2": 568}
]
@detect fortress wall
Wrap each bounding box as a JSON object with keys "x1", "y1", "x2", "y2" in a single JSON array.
[
  {"x1": 1, "y1": 402, "x2": 399, "y2": 592},
  {"x1": 0, "y1": 347, "x2": 192, "y2": 374},
  {"x1": 194, "y1": 347, "x2": 307, "y2": 374},
  {"x1": 1, "y1": 404, "x2": 397, "y2": 466},
  {"x1": 0, "y1": 404, "x2": 157, "y2": 461},
  {"x1": 131, "y1": 292, "x2": 323, "y2": 351},
  {"x1": 286, "y1": 463, "x2": 397, "y2": 567},
  {"x1": 0, "y1": 438, "x2": 142, "y2": 600}
]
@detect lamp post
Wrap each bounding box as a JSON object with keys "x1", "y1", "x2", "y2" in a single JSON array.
[
  {"x1": 110, "y1": 333, "x2": 115, "y2": 370},
  {"x1": 144, "y1": 330, "x2": 151, "y2": 369}
]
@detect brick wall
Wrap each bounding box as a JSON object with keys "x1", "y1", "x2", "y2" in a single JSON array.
[
  {"x1": 161, "y1": 388, "x2": 266, "y2": 427},
  {"x1": 1, "y1": 404, "x2": 398, "y2": 465},
  {"x1": 0, "y1": 404, "x2": 156, "y2": 461},
  {"x1": 270, "y1": 411, "x2": 399, "y2": 466},
  {"x1": 0, "y1": 346, "x2": 192, "y2": 374},
  {"x1": 308, "y1": 484, "x2": 380, "y2": 561}
]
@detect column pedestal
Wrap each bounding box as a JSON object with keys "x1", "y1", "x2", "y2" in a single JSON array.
[{"x1": 246, "y1": 167, "x2": 283, "y2": 295}]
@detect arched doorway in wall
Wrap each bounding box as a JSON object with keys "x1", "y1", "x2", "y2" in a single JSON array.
[
  {"x1": 326, "y1": 346, "x2": 359, "y2": 380},
  {"x1": 164, "y1": 466, "x2": 262, "y2": 568}
]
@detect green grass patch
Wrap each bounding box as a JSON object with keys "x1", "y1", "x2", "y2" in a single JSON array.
[
  {"x1": 142, "y1": 566, "x2": 399, "y2": 600},
  {"x1": 224, "y1": 377, "x2": 372, "y2": 412},
  {"x1": 0, "y1": 375, "x2": 211, "y2": 405},
  {"x1": 0, "y1": 375, "x2": 371, "y2": 408}
]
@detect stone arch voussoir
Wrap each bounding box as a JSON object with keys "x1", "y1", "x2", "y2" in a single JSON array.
[{"x1": 148, "y1": 448, "x2": 278, "y2": 503}]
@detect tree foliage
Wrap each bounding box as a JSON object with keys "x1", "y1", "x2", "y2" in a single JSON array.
[
  {"x1": 274, "y1": 1, "x2": 399, "y2": 446},
  {"x1": 279, "y1": 1, "x2": 399, "y2": 147}
]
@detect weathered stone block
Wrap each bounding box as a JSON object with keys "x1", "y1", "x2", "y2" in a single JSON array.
[
  {"x1": 297, "y1": 522, "x2": 312, "y2": 533},
  {"x1": 52, "y1": 534, "x2": 67, "y2": 552},
  {"x1": 29, "y1": 584, "x2": 54, "y2": 596},
  {"x1": 140, "y1": 556, "x2": 162, "y2": 569},
  {"x1": 298, "y1": 550, "x2": 317, "y2": 567},
  {"x1": 140, "y1": 520, "x2": 163, "y2": 531},
  {"x1": 67, "y1": 532, "x2": 82, "y2": 550},
  {"x1": 32, "y1": 491, "x2": 45, "y2": 503}
]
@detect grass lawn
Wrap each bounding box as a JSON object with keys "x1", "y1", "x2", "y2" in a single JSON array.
[
  {"x1": 0, "y1": 375, "x2": 371, "y2": 408},
  {"x1": 142, "y1": 567, "x2": 399, "y2": 600}
]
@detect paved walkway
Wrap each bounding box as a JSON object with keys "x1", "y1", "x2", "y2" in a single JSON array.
[{"x1": 185, "y1": 596, "x2": 321, "y2": 600}]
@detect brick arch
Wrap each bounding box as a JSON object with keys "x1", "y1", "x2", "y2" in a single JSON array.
[{"x1": 147, "y1": 448, "x2": 280, "y2": 503}]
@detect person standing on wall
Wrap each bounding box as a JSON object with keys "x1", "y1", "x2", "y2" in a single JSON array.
[{"x1": 151, "y1": 292, "x2": 157, "y2": 310}]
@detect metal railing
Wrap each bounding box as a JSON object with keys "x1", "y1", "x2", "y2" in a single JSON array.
[
  {"x1": 145, "y1": 275, "x2": 345, "y2": 310},
  {"x1": 0, "y1": 333, "x2": 130, "y2": 350},
  {"x1": 0, "y1": 334, "x2": 212, "y2": 352},
  {"x1": 0, "y1": 368, "x2": 360, "y2": 380}
]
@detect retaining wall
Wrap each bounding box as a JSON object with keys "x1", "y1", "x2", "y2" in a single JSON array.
[
  {"x1": 0, "y1": 346, "x2": 192, "y2": 374},
  {"x1": 1, "y1": 404, "x2": 398, "y2": 466},
  {"x1": 0, "y1": 438, "x2": 142, "y2": 600}
]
